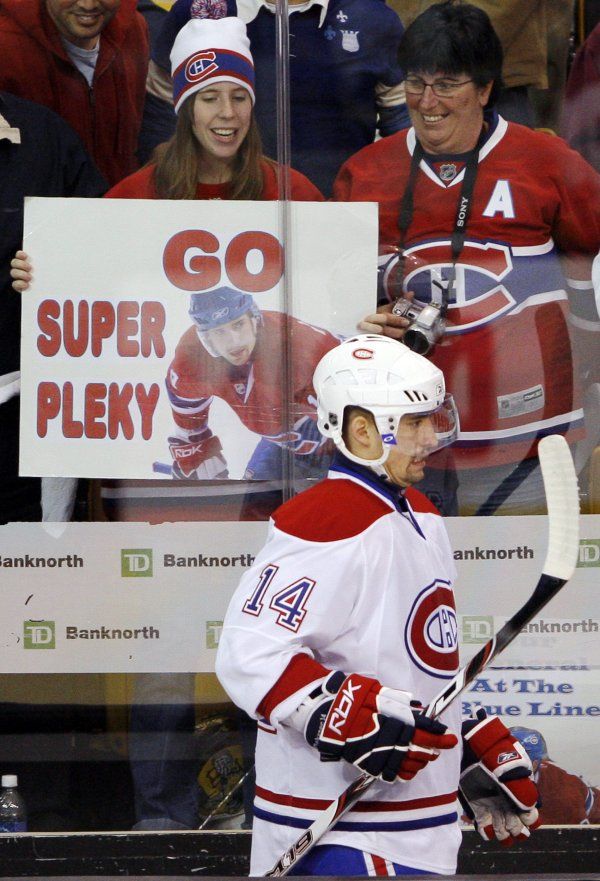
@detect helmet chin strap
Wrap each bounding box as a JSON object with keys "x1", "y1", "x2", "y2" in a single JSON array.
[{"x1": 332, "y1": 431, "x2": 392, "y2": 478}]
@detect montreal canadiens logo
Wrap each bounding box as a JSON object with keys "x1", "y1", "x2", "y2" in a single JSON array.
[
  {"x1": 352, "y1": 348, "x2": 374, "y2": 360},
  {"x1": 212, "y1": 306, "x2": 230, "y2": 321},
  {"x1": 186, "y1": 51, "x2": 219, "y2": 83},
  {"x1": 405, "y1": 580, "x2": 459, "y2": 678}
]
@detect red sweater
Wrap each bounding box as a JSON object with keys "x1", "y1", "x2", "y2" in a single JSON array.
[
  {"x1": 105, "y1": 159, "x2": 324, "y2": 200},
  {"x1": 0, "y1": 0, "x2": 148, "y2": 186}
]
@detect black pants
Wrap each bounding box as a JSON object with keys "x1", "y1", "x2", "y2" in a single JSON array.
[{"x1": 0, "y1": 396, "x2": 41, "y2": 524}]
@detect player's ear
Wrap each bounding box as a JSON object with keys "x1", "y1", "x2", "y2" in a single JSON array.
[{"x1": 347, "y1": 413, "x2": 382, "y2": 458}]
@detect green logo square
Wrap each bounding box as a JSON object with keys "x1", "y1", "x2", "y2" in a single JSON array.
[
  {"x1": 578, "y1": 539, "x2": 600, "y2": 568},
  {"x1": 121, "y1": 549, "x2": 153, "y2": 577},
  {"x1": 206, "y1": 621, "x2": 223, "y2": 649},
  {"x1": 462, "y1": 615, "x2": 494, "y2": 644},
  {"x1": 24, "y1": 620, "x2": 55, "y2": 649}
]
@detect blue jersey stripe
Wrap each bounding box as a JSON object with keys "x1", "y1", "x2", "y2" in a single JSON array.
[{"x1": 253, "y1": 806, "x2": 458, "y2": 832}]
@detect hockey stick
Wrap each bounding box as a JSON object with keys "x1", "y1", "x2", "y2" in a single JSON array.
[
  {"x1": 198, "y1": 768, "x2": 252, "y2": 830},
  {"x1": 264, "y1": 434, "x2": 580, "y2": 876}
]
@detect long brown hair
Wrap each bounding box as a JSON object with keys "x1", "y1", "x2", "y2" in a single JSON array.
[{"x1": 152, "y1": 94, "x2": 273, "y2": 200}]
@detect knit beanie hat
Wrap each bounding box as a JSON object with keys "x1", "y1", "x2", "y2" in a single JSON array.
[{"x1": 170, "y1": 17, "x2": 255, "y2": 113}]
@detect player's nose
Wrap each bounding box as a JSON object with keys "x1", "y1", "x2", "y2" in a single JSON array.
[{"x1": 419, "y1": 417, "x2": 438, "y2": 450}]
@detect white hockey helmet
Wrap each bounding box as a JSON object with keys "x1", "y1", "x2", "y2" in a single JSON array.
[{"x1": 313, "y1": 334, "x2": 458, "y2": 471}]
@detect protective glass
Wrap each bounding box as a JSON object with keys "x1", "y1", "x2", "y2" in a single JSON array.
[{"x1": 381, "y1": 393, "x2": 459, "y2": 456}]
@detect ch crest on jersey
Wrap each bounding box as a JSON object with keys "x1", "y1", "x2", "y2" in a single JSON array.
[
  {"x1": 380, "y1": 241, "x2": 517, "y2": 332},
  {"x1": 405, "y1": 581, "x2": 459, "y2": 678}
]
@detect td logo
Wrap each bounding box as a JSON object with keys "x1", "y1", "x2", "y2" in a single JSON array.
[
  {"x1": 24, "y1": 620, "x2": 55, "y2": 649},
  {"x1": 462, "y1": 615, "x2": 494, "y2": 644},
  {"x1": 578, "y1": 540, "x2": 600, "y2": 568},
  {"x1": 121, "y1": 549, "x2": 153, "y2": 577},
  {"x1": 206, "y1": 620, "x2": 223, "y2": 649}
]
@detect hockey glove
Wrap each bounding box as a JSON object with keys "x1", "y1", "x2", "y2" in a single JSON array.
[
  {"x1": 460, "y1": 709, "x2": 540, "y2": 844},
  {"x1": 169, "y1": 431, "x2": 228, "y2": 479},
  {"x1": 290, "y1": 671, "x2": 457, "y2": 783}
]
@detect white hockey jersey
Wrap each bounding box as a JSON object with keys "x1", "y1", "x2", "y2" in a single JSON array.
[{"x1": 216, "y1": 456, "x2": 462, "y2": 874}]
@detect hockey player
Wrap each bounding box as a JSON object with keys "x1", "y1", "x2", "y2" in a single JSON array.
[
  {"x1": 166, "y1": 286, "x2": 341, "y2": 481},
  {"x1": 511, "y1": 726, "x2": 600, "y2": 825},
  {"x1": 216, "y1": 335, "x2": 540, "y2": 875},
  {"x1": 333, "y1": 1, "x2": 600, "y2": 515}
]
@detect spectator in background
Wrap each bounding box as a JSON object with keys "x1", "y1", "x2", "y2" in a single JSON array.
[
  {"x1": 335, "y1": 1, "x2": 600, "y2": 516},
  {"x1": 0, "y1": 95, "x2": 105, "y2": 519},
  {"x1": 0, "y1": 0, "x2": 149, "y2": 186},
  {"x1": 137, "y1": 0, "x2": 174, "y2": 48},
  {"x1": 389, "y1": 0, "x2": 549, "y2": 127},
  {"x1": 511, "y1": 727, "x2": 600, "y2": 825},
  {"x1": 138, "y1": 0, "x2": 410, "y2": 196},
  {"x1": 563, "y1": 20, "x2": 600, "y2": 174},
  {"x1": 529, "y1": 0, "x2": 575, "y2": 134}
]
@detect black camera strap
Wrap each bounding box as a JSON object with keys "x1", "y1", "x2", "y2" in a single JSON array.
[{"x1": 397, "y1": 131, "x2": 484, "y2": 316}]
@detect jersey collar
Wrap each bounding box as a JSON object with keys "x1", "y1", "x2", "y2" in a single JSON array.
[
  {"x1": 328, "y1": 452, "x2": 409, "y2": 513},
  {"x1": 407, "y1": 108, "x2": 505, "y2": 188}
]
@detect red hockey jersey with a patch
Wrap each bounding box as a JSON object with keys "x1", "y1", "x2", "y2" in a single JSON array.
[
  {"x1": 166, "y1": 311, "x2": 339, "y2": 449},
  {"x1": 334, "y1": 117, "x2": 600, "y2": 468}
]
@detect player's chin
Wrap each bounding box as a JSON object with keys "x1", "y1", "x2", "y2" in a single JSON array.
[{"x1": 409, "y1": 460, "x2": 427, "y2": 480}]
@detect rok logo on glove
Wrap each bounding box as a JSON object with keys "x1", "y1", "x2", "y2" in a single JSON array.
[
  {"x1": 497, "y1": 750, "x2": 519, "y2": 764},
  {"x1": 325, "y1": 678, "x2": 362, "y2": 737}
]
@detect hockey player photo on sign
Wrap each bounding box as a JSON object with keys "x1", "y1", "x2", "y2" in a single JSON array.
[
  {"x1": 510, "y1": 726, "x2": 600, "y2": 826},
  {"x1": 164, "y1": 286, "x2": 342, "y2": 482},
  {"x1": 216, "y1": 335, "x2": 541, "y2": 876}
]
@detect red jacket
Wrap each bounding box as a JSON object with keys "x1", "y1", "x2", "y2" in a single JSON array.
[{"x1": 0, "y1": 0, "x2": 148, "y2": 186}]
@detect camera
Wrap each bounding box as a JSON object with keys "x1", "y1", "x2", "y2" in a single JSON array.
[{"x1": 391, "y1": 297, "x2": 446, "y2": 355}]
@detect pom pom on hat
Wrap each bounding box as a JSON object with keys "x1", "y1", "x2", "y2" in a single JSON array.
[{"x1": 170, "y1": 17, "x2": 255, "y2": 113}]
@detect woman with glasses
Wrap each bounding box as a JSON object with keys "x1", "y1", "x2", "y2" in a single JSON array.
[{"x1": 334, "y1": 0, "x2": 600, "y2": 517}]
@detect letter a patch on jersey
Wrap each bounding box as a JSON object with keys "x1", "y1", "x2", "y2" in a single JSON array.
[{"x1": 483, "y1": 180, "x2": 515, "y2": 219}]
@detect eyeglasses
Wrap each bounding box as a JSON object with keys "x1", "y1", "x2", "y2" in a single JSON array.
[{"x1": 404, "y1": 77, "x2": 474, "y2": 97}]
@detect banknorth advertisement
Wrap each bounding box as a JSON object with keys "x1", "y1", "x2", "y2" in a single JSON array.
[
  {"x1": 19, "y1": 198, "x2": 376, "y2": 479},
  {"x1": 1, "y1": 516, "x2": 599, "y2": 783}
]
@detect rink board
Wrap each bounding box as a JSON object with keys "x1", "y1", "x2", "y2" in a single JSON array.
[{"x1": 0, "y1": 516, "x2": 598, "y2": 785}]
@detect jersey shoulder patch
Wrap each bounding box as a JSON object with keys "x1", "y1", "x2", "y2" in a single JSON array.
[
  {"x1": 273, "y1": 479, "x2": 391, "y2": 542},
  {"x1": 405, "y1": 486, "x2": 441, "y2": 515}
]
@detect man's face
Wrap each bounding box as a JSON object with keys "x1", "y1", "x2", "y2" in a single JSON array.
[
  {"x1": 45, "y1": 0, "x2": 120, "y2": 50},
  {"x1": 383, "y1": 413, "x2": 438, "y2": 487},
  {"x1": 203, "y1": 313, "x2": 258, "y2": 366}
]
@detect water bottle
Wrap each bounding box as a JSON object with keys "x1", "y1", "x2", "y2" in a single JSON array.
[{"x1": 0, "y1": 775, "x2": 27, "y2": 832}]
